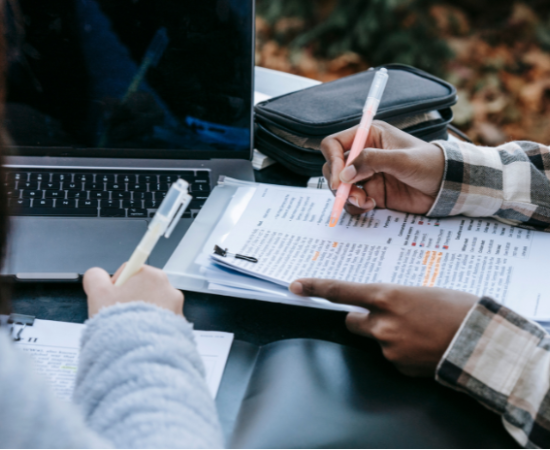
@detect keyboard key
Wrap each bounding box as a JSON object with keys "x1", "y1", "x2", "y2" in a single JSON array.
[
  {"x1": 7, "y1": 173, "x2": 26, "y2": 182},
  {"x1": 22, "y1": 190, "x2": 41, "y2": 199},
  {"x1": 90, "y1": 191, "x2": 108, "y2": 199},
  {"x1": 157, "y1": 191, "x2": 167, "y2": 199},
  {"x1": 81, "y1": 200, "x2": 96, "y2": 208},
  {"x1": 135, "y1": 192, "x2": 154, "y2": 200},
  {"x1": 158, "y1": 174, "x2": 181, "y2": 184},
  {"x1": 7, "y1": 189, "x2": 20, "y2": 198},
  {"x1": 128, "y1": 208, "x2": 147, "y2": 218},
  {"x1": 154, "y1": 183, "x2": 170, "y2": 192},
  {"x1": 106, "y1": 182, "x2": 125, "y2": 191},
  {"x1": 191, "y1": 183, "x2": 210, "y2": 194},
  {"x1": 35, "y1": 199, "x2": 54, "y2": 207},
  {"x1": 100, "y1": 208, "x2": 126, "y2": 217},
  {"x1": 99, "y1": 200, "x2": 118, "y2": 208},
  {"x1": 65, "y1": 182, "x2": 82, "y2": 191},
  {"x1": 182, "y1": 210, "x2": 192, "y2": 219},
  {"x1": 195, "y1": 171, "x2": 209, "y2": 180},
  {"x1": 58, "y1": 199, "x2": 75, "y2": 208},
  {"x1": 120, "y1": 174, "x2": 135, "y2": 183},
  {"x1": 144, "y1": 200, "x2": 158, "y2": 209},
  {"x1": 122, "y1": 200, "x2": 139, "y2": 208},
  {"x1": 112, "y1": 191, "x2": 131, "y2": 200},
  {"x1": 75, "y1": 173, "x2": 92, "y2": 182},
  {"x1": 42, "y1": 182, "x2": 61, "y2": 190},
  {"x1": 44, "y1": 190, "x2": 65, "y2": 198},
  {"x1": 67, "y1": 191, "x2": 87, "y2": 199},
  {"x1": 128, "y1": 183, "x2": 147, "y2": 191},
  {"x1": 9, "y1": 198, "x2": 31, "y2": 208},
  {"x1": 15, "y1": 207, "x2": 97, "y2": 217},
  {"x1": 84, "y1": 182, "x2": 105, "y2": 191},
  {"x1": 29, "y1": 173, "x2": 47, "y2": 182},
  {"x1": 138, "y1": 174, "x2": 157, "y2": 184},
  {"x1": 52, "y1": 173, "x2": 69, "y2": 182},
  {"x1": 98, "y1": 174, "x2": 115, "y2": 183},
  {"x1": 19, "y1": 181, "x2": 39, "y2": 190},
  {"x1": 176, "y1": 171, "x2": 196, "y2": 182}
]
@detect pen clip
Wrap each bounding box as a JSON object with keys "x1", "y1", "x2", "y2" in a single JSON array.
[{"x1": 164, "y1": 193, "x2": 192, "y2": 238}]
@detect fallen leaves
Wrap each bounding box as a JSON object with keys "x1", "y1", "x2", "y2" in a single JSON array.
[{"x1": 256, "y1": 2, "x2": 550, "y2": 146}]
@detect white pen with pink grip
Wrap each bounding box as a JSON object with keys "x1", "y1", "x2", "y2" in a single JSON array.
[{"x1": 328, "y1": 68, "x2": 389, "y2": 227}]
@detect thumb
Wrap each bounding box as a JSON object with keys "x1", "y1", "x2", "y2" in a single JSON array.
[
  {"x1": 83, "y1": 267, "x2": 113, "y2": 296},
  {"x1": 340, "y1": 148, "x2": 408, "y2": 184},
  {"x1": 346, "y1": 311, "x2": 374, "y2": 338},
  {"x1": 289, "y1": 278, "x2": 385, "y2": 309}
]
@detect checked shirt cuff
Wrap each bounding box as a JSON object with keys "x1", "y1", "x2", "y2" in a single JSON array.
[
  {"x1": 436, "y1": 297, "x2": 550, "y2": 448},
  {"x1": 427, "y1": 139, "x2": 550, "y2": 230},
  {"x1": 427, "y1": 140, "x2": 505, "y2": 219}
]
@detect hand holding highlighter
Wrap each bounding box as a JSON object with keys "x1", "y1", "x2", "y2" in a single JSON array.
[
  {"x1": 329, "y1": 68, "x2": 389, "y2": 227},
  {"x1": 114, "y1": 179, "x2": 193, "y2": 286}
]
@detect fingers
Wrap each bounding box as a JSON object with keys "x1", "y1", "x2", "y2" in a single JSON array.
[
  {"x1": 345, "y1": 311, "x2": 374, "y2": 338},
  {"x1": 346, "y1": 185, "x2": 376, "y2": 215},
  {"x1": 340, "y1": 148, "x2": 407, "y2": 184},
  {"x1": 83, "y1": 267, "x2": 112, "y2": 296},
  {"x1": 325, "y1": 163, "x2": 377, "y2": 214},
  {"x1": 289, "y1": 278, "x2": 387, "y2": 309},
  {"x1": 321, "y1": 126, "x2": 358, "y2": 190}
]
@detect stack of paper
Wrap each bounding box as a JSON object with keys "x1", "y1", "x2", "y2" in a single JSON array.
[{"x1": 189, "y1": 179, "x2": 550, "y2": 322}]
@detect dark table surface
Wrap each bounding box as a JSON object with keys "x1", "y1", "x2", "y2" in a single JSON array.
[{"x1": 10, "y1": 163, "x2": 517, "y2": 448}]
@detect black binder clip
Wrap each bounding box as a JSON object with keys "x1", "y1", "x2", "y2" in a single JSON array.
[
  {"x1": 8, "y1": 313, "x2": 35, "y2": 342},
  {"x1": 214, "y1": 245, "x2": 258, "y2": 263}
]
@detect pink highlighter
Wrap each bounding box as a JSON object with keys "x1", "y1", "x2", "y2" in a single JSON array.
[{"x1": 329, "y1": 68, "x2": 389, "y2": 227}]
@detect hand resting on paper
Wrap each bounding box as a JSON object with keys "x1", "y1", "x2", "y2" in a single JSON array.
[
  {"x1": 84, "y1": 263, "x2": 184, "y2": 318},
  {"x1": 289, "y1": 279, "x2": 478, "y2": 377},
  {"x1": 321, "y1": 121, "x2": 444, "y2": 216}
]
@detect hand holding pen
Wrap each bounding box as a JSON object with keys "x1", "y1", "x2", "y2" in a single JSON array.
[
  {"x1": 321, "y1": 121, "x2": 445, "y2": 217},
  {"x1": 328, "y1": 68, "x2": 389, "y2": 227}
]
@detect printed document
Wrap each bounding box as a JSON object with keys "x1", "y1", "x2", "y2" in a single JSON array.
[
  {"x1": 210, "y1": 184, "x2": 550, "y2": 320},
  {"x1": 1, "y1": 316, "x2": 233, "y2": 399}
]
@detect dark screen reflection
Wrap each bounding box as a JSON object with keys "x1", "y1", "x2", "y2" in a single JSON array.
[{"x1": 5, "y1": 0, "x2": 252, "y2": 152}]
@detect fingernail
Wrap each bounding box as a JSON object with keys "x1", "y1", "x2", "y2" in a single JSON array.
[
  {"x1": 289, "y1": 281, "x2": 303, "y2": 295},
  {"x1": 348, "y1": 196, "x2": 360, "y2": 207},
  {"x1": 340, "y1": 166, "x2": 357, "y2": 183},
  {"x1": 331, "y1": 178, "x2": 340, "y2": 190},
  {"x1": 366, "y1": 197, "x2": 377, "y2": 210}
]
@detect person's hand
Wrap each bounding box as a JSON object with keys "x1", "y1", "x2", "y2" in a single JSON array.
[
  {"x1": 289, "y1": 279, "x2": 478, "y2": 376},
  {"x1": 321, "y1": 121, "x2": 445, "y2": 216},
  {"x1": 84, "y1": 263, "x2": 184, "y2": 318}
]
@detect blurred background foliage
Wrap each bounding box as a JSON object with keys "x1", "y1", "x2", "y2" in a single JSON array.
[{"x1": 255, "y1": 0, "x2": 550, "y2": 145}]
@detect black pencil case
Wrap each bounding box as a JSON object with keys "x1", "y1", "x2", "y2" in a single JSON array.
[{"x1": 254, "y1": 64, "x2": 457, "y2": 177}]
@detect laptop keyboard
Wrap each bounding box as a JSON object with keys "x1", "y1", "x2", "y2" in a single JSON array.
[{"x1": 4, "y1": 169, "x2": 210, "y2": 218}]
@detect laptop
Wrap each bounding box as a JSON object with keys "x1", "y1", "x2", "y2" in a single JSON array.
[{"x1": 1, "y1": 0, "x2": 255, "y2": 281}]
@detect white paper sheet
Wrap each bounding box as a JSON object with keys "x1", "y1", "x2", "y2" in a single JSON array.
[
  {"x1": 1, "y1": 317, "x2": 233, "y2": 400},
  {"x1": 209, "y1": 184, "x2": 550, "y2": 321}
]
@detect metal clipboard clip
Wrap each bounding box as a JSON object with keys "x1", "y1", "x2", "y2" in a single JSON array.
[
  {"x1": 8, "y1": 313, "x2": 35, "y2": 342},
  {"x1": 213, "y1": 245, "x2": 258, "y2": 263}
]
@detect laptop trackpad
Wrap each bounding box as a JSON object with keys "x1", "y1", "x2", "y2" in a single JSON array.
[{"x1": 5, "y1": 217, "x2": 148, "y2": 278}]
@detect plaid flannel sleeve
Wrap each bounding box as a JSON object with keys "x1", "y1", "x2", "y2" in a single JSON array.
[
  {"x1": 427, "y1": 140, "x2": 550, "y2": 230},
  {"x1": 437, "y1": 297, "x2": 550, "y2": 448}
]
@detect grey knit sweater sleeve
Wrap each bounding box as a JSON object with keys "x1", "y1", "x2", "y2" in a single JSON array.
[{"x1": 0, "y1": 302, "x2": 224, "y2": 449}]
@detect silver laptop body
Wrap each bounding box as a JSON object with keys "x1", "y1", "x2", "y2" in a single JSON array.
[{"x1": 2, "y1": 0, "x2": 255, "y2": 281}]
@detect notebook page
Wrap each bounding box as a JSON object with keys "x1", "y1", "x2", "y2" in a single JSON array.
[
  {"x1": 210, "y1": 184, "x2": 550, "y2": 321},
  {"x1": 1, "y1": 316, "x2": 233, "y2": 399}
]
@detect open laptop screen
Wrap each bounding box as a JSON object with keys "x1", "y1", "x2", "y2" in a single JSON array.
[{"x1": 4, "y1": 0, "x2": 253, "y2": 159}]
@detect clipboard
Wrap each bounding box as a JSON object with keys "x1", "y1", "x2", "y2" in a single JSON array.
[{"x1": 163, "y1": 177, "x2": 357, "y2": 312}]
